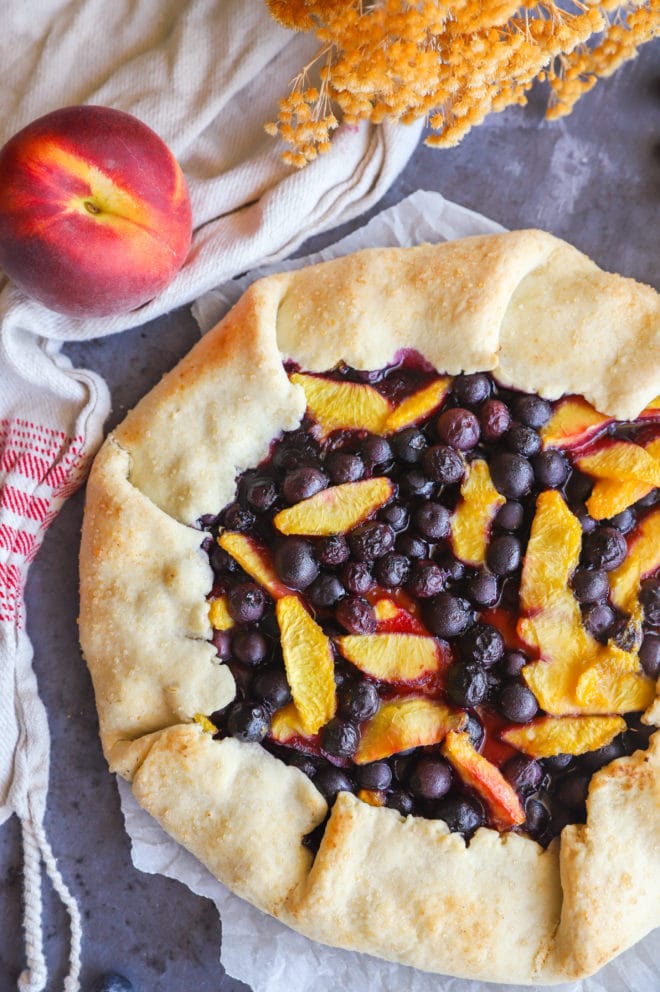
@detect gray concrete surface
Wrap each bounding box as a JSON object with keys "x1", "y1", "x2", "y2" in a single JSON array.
[{"x1": 1, "y1": 42, "x2": 658, "y2": 992}]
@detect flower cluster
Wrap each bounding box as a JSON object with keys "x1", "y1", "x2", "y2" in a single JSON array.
[{"x1": 265, "y1": 0, "x2": 659, "y2": 166}]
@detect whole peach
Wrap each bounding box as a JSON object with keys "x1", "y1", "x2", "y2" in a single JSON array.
[{"x1": 0, "y1": 105, "x2": 192, "y2": 318}]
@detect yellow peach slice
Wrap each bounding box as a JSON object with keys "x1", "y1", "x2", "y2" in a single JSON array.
[
  {"x1": 540, "y1": 396, "x2": 611, "y2": 449},
  {"x1": 357, "y1": 789, "x2": 386, "y2": 807},
  {"x1": 442, "y1": 731, "x2": 524, "y2": 829},
  {"x1": 274, "y1": 477, "x2": 394, "y2": 536},
  {"x1": 383, "y1": 377, "x2": 452, "y2": 433},
  {"x1": 639, "y1": 395, "x2": 660, "y2": 419},
  {"x1": 270, "y1": 702, "x2": 312, "y2": 745},
  {"x1": 355, "y1": 697, "x2": 466, "y2": 764},
  {"x1": 290, "y1": 372, "x2": 392, "y2": 438},
  {"x1": 208, "y1": 595, "x2": 234, "y2": 631},
  {"x1": 451, "y1": 459, "x2": 506, "y2": 566},
  {"x1": 335, "y1": 633, "x2": 445, "y2": 682},
  {"x1": 609, "y1": 507, "x2": 660, "y2": 612},
  {"x1": 587, "y1": 437, "x2": 660, "y2": 520},
  {"x1": 519, "y1": 491, "x2": 650, "y2": 715},
  {"x1": 276, "y1": 595, "x2": 336, "y2": 735},
  {"x1": 217, "y1": 531, "x2": 291, "y2": 600},
  {"x1": 501, "y1": 715, "x2": 626, "y2": 758},
  {"x1": 576, "y1": 440, "x2": 660, "y2": 487}
]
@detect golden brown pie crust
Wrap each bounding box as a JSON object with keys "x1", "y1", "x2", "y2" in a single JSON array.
[{"x1": 79, "y1": 230, "x2": 660, "y2": 983}]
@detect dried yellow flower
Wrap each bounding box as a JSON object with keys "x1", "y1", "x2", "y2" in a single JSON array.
[{"x1": 264, "y1": 1, "x2": 659, "y2": 166}]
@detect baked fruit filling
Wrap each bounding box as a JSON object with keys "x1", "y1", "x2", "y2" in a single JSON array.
[{"x1": 200, "y1": 355, "x2": 660, "y2": 847}]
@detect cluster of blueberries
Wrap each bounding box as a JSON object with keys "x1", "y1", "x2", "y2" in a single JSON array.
[{"x1": 203, "y1": 363, "x2": 659, "y2": 844}]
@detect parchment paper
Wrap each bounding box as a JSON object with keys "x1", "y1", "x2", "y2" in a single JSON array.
[{"x1": 118, "y1": 190, "x2": 659, "y2": 992}]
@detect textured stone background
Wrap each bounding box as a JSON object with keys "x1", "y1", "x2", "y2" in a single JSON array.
[{"x1": 1, "y1": 42, "x2": 658, "y2": 992}]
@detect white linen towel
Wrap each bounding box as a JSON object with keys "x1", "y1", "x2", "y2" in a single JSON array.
[{"x1": 0, "y1": 3, "x2": 422, "y2": 989}]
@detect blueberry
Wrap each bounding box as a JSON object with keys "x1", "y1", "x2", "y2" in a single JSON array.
[
  {"x1": 576, "y1": 508, "x2": 597, "y2": 533},
  {"x1": 513, "y1": 394, "x2": 551, "y2": 428},
  {"x1": 571, "y1": 568, "x2": 609, "y2": 604},
  {"x1": 458, "y1": 622, "x2": 505, "y2": 667},
  {"x1": 395, "y1": 533, "x2": 428, "y2": 559},
  {"x1": 436, "y1": 408, "x2": 481, "y2": 450},
  {"x1": 336, "y1": 596, "x2": 377, "y2": 634},
  {"x1": 246, "y1": 475, "x2": 278, "y2": 512},
  {"x1": 639, "y1": 633, "x2": 660, "y2": 678},
  {"x1": 498, "y1": 681, "x2": 538, "y2": 722},
  {"x1": 554, "y1": 771, "x2": 589, "y2": 810},
  {"x1": 307, "y1": 573, "x2": 346, "y2": 607},
  {"x1": 317, "y1": 534, "x2": 350, "y2": 567},
  {"x1": 565, "y1": 471, "x2": 594, "y2": 505},
  {"x1": 400, "y1": 469, "x2": 434, "y2": 499},
  {"x1": 583, "y1": 602, "x2": 616, "y2": 641},
  {"x1": 446, "y1": 661, "x2": 489, "y2": 707},
  {"x1": 486, "y1": 534, "x2": 522, "y2": 576},
  {"x1": 413, "y1": 502, "x2": 451, "y2": 540},
  {"x1": 222, "y1": 502, "x2": 255, "y2": 532},
  {"x1": 320, "y1": 718, "x2": 360, "y2": 758},
  {"x1": 464, "y1": 572, "x2": 499, "y2": 608},
  {"x1": 406, "y1": 560, "x2": 447, "y2": 599},
  {"x1": 338, "y1": 679, "x2": 380, "y2": 721},
  {"x1": 532, "y1": 449, "x2": 569, "y2": 489},
  {"x1": 607, "y1": 507, "x2": 636, "y2": 534},
  {"x1": 252, "y1": 667, "x2": 292, "y2": 709},
  {"x1": 375, "y1": 552, "x2": 410, "y2": 588},
  {"x1": 274, "y1": 538, "x2": 319, "y2": 590},
  {"x1": 501, "y1": 755, "x2": 543, "y2": 795},
  {"x1": 422, "y1": 444, "x2": 465, "y2": 484},
  {"x1": 500, "y1": 649, "x2": 528, "y2": 678},
  {"x1": 385, "y1": 789, "x2": 415, "y2": 815},
  {"x1": 543, "y1": 753, "x2": 573, "y2": 772},
  {"x1": 349, "y1": 521, "x2": 395, "y2": 561},
  {"x1": 524, "y1": 797, "x2": 551, "y2": 838},
  {"x1": 209, "y1": 544, "x2": 241, "y2": 574},
  {"x1": 232, "y1": 631, "x2": 268, "y2": 666},
  {"x1": 408, "y1": 757, "x2": 452, "y2": 800},
  {"x1": 341, "y1": 561, "x2": 375, "y2": 596},
  {"x1": 91, "y1": 975, "x2": 133, "y2": 992},
  {"x1": 479, "y1": 398, "x2": 511, "y2": 441},
  {"x1": 211, "y1": 629, "x2": 232, "y2": 661},
  {"x1": 464, "y1": 710, "x2": 485, "y2": 749},
  {"x1": 327, "y1": 452, "x2": 364, "y2": 484},
  {"x1": 226, "y1": 702, "x2": 270, "y2": 742},
  {"x1": 362, "y1": 434, "x2": 393, "y2": 468},
  {"x1": 494, "y1": 500, "x2": 524, "y2": 532},
  {"x1": 636, "y1": 488, "x2": 659, "y2": 509},
  {"x1": 391, "y1": 427, "x2": 427, "y2": 464},
  {"x1": 453, "y1": 372, "x2": 491, "y2": 407},
  {"x1": 433, "y1": 552, "x2": 465, "y2": 583},
  {"x1": 379, "y1": 502, "x2": 409, "y2": 531},
  {"x1": 227, "y1": 582, "x2": 266, "y2": 624},
  {"x1": 313, "y1": 766, "x2": 354, "y2": 803},
  {"x1": 424, "y1": 592, "x2": 473, "y2": 638},
  {"x1": 432, "y1": 795, "x2": 485, "y2": 837},
  {"x1": 579, "y1": 737, "x2": 626, "y2": 773},
  {"x1": 283, "y1": 466, "x2": 328, "y2": 503},
  {"x1": 356, "y1": 761, "x2": 392, "y2": 791},
  {"x1": 505, "y1": 423, "x2": 542, "y2": 457},
  {"x1": 287, "y1": 751, "x2": 318, "y2": 779},
  {"x1": 640, "y1": 578, "x2": 660, "y2": 625},
  {"x1": 490, "y1": 452, "x2": 534, "y2": 498},
  {"x1": 581, "y1": 526, "x2": 627, "y2": 571}
]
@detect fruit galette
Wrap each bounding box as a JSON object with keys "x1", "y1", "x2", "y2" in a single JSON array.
[{"x1": 80, "y1": 231, "x2": 660, "y2": 984}]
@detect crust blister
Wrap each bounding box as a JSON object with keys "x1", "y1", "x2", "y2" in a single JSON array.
[{"x1": 79, "y1": 230, "x2": 660, "y2": 982}]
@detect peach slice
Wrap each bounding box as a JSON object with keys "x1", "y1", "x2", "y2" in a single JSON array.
[
  {"x1": 269, "y1": 702, "x2": 312, "y2": 745},
  {"x1": 609, "y1": 507, "x2": 660, "y2": 612},
  {"x1": 442, "y1": 730, "x2": 525, "y2": 829},
  {"x1": 383, "y1": 377, "x2": 452, "y2": 433},
  {"x1": 217, "y1": 531, "x2": 291, "y2": 600},
  {"x1": 540, "y1": 395, "x2": 611, "y2": 450},
  {"x1": 274, "y1": 477, "x2": 394, "y2": 536},
  {"x1": 193, "y1": 713, "x2": 217, "y2": 735},
  {"x1": 587, "y1": 436, "x2": 660, "y2": 520},
  {"x1": 519, "y1": 491, "x2": 652, "y2": 715},
  {"x1": 576, "y1": 439, "x2": 660, "y2": 487},
  {"x1": 357, "y1": 788, "x2": 386, "y2": 807},
  {"x1": 639, "y1": 395, "x2": 660, "y2": 420},
  {"x1": 289, "y1": 372, "x2": 392, "y2": 438},
  {"x1": 355, "y1": 697, "x2": 466, "y2": 764},
  {"x1": 501, "y1": 715, "x2": 626, "y2": 758},
  {"x1": 208, "y1": 595, "x2": 234, "y2": 631},
  {"x1": 276, "y1": 595, "x2": 336, "y2": 735},
  {"x1": 372, "y1": 596, "x2": 427, "y2": 635},
  {"x1": 451, "y1": 459, "x2": 505, "y2": 566},
  {"x1": 335, "y1": 633, "x2": 446, "y2": 682}
]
